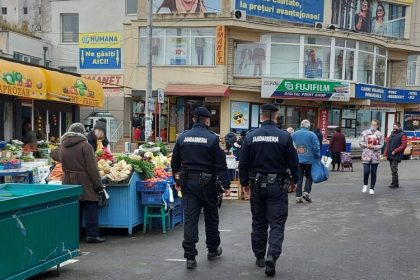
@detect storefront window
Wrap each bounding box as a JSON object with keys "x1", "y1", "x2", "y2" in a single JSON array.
[
  {"x1": 334, "y1": 49, "x2": 344, "y2": 80},
  {"x1": 262, "y1": 35, "x2": 386, "y2": 85},
  {"x1": 345, "y1": 50, "x2": 355, "y2": 81},
  {"x1": 375, "y1": 55, "x2": 386, "y2": 86},
  {"x1": 271, "y1": 44, "x2": 299, "y2": 78},
  {"x1": 356, "y1": 110, "x2": 383, "y2": 136},
  {"x1": 304, "y1": 46, "x2": 330, "y2": 79},
  {"x1": 304, "y1": 36, "x2": 331, "y2": 79},
  {"x1": 234, "y1": 43, "x2": 267, "y2": 77},
  {"x1": 358, "y1": 52, "x2": 374, "y2": 84},
  {"x1": 139, "y1": 28, "x2": 215, "y2": 66},
  {"x1": 407, "y1": 55, "x2": 417, "y2": 86}
]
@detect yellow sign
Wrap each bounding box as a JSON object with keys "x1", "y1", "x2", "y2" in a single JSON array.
[
  {"x1": 79, "y1": 32, "x2": 121, "y2": 48},
  {"x1": 43, "y1": 70, "x2": 104, "y2": 107},
  {"x1": 393, "y1": 0, "x2": 413, "y2": 4},
  {"x1": 0, "y1": 59, "x2": 46, "y2": 100},
  {"x1": 216, "y1": 26, "x2": 226, "y2": 65}
]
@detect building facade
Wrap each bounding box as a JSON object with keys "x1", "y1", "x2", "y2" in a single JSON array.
[{"x1": 122, "y1": 0, "x2": 420, "y2": 143}]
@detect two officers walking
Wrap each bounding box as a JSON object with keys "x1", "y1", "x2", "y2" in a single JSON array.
[{"x1": 171, "y1": 104, "x2": 299, "y2": 277}]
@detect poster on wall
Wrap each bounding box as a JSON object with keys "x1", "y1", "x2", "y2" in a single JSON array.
[
  {"x1": 230, "y1": 101, "x2": 249, "y2": 130},
  {"x1": 331, "y1": 0, "x2": 408, "y2": 38},
  {"x1": 262, "y1": 78, "x2": 351, "y2": 102},
  {"x1": 235, "y1": 0, "x2": 324, "y2": 24},
  {"x1": 169, "y1": 38, "x2": 188, "y2": 65},
  {"x1": 154, "y1": 0, "x2": 220, "y2": 14},
  {"x1": 304, "y1": 47, "x2": 325, "y2": 78}
]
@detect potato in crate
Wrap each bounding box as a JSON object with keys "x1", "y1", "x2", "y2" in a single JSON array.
[{"x1": 340, "y1": 152, "x2": 353, "y2": 172}]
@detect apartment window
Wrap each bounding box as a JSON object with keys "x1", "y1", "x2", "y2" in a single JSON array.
[
  {"x1": 126, "y1": 0, "x2": 138, "y2": 15},
  {"x1": 23, "y1": 7, "x2": 28, "y2": 14},
  {"x1": 13, "y1": 52, "x2": 41, "y2": 65},
  {"x1": 407, "y1": 55, "x2": 417, "y2": 86},
  {"x1": 59, "y1": 66, "x2": 77, "y2": 73},
  {"x1": 39, "y1": 7, "x2": 41, "y2": 14},
  {"x1": 61, "y1": 14, "x2": 79, "y2": 43},
  {"x1": 1, "y1": 7, "x2": 7, "y2": 15}
]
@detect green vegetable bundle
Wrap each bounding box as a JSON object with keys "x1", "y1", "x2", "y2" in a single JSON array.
[{"x1": 117, "y1": 155, "x2": 154, "y2": 179}]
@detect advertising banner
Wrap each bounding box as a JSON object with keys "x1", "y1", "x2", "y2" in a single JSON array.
[
  {"x1": 235, "y1": 0, "x2": 324, "y2": 24},
  {"x1": 331, "y1": 0, "x2": 408, "y2": 38},
  {"x1": 230, "y1": 101, "x2": 250, "y2": 129},
  {"x1": 216, "y1": 26, "x2": 226, "y2": 65},
  {"x1": 356, "y1": 84, "x2": 420, "y2": 104},
  {"x1": 262, "y1": 78, "x2": 350, "y2": 102},
  {"x1": 154, "y1": 0, "x2": 219, "y2": 14},
  {"x1": 79, "y1": 32, "x2": 121, "y2": 69}
]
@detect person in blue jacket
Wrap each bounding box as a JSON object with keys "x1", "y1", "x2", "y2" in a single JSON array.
[{"x1": 292, "y1": 120, "x2": 321, "y2": 204}]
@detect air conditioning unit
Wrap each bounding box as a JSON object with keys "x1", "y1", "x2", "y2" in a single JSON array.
[
  {"x1": 328, "y1": 24, "x2": 338, "y2": 30},
  {"x1": 314, "y1": 22, "x2": 324, "y2": 29},
  {"x1": 234, "y1": 10, "x2": 246, "y2": 21}
]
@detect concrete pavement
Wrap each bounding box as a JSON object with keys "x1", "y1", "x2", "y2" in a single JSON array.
[{"x1": 35, "y1": 160, "x2": 420, "y2": 280}]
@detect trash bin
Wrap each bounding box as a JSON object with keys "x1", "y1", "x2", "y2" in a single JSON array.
[{"x1": 0, "y1": 183, "x2": 82, "y2": 280}]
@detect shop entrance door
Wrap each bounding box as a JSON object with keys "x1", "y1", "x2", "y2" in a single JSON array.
[
  {"x1": 302, "y1": 107, "x2": 317, "y2": 129},
  {"x1": 385, "y1": 112, "x2": 396, "y2": 138}
]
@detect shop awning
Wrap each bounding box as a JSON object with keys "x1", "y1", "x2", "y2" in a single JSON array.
[
  {"x1": 164, "y1": 84, "x2": 230, "y2": 97},
  {"x1": 0, "y1": 58, "x2": 47, "y2": 100},
  {"x1": 42, "y1": 70, "x2": 104, "y2": 107}
]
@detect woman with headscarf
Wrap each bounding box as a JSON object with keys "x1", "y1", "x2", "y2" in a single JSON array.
[{"x1": 52, "y1": 123, "x2": 106, "y2": 243}]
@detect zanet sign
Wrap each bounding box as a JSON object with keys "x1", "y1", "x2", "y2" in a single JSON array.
[{"x1": 262, "y1": 78, "x2": 350, "y2": 102}]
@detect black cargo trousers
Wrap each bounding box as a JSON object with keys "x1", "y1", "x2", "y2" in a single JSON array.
[
  {"x1": 250, "y1": 180, "x2": 288, "y2": 260},
  {"x1": 182, "y1": 178, "x2": 220, "y2": 260}
]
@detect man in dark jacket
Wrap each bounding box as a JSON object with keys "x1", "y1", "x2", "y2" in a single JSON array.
[
  {"x1": 329, "y1": 127, "x2": 346, "y2": 171},
  {"x1": 53, "y1": 123, "x2": 106, "y2": 243},
  {"x1": 384, "y1": 122, "x2": 407, "y2": 189}
]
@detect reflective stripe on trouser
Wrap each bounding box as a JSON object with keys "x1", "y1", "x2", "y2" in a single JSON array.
[{"x1": 250, "y1": 181, "x2": 288, "y2": 260}]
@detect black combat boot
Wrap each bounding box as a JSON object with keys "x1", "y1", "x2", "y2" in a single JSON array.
[
  {"x1": 265, "y1": 255, "x2": 276, "y2": 277},
  {"x1": 207, "y1": 247, "x2": 223, "y2": 261}
]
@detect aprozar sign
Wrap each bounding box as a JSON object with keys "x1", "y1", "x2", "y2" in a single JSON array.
[
  {"x1": 236, "y1": 0, "x2": 324, "y2": 25},
  {"x1": 262, "y1": 78, "x2": 350, "y2": 101}
]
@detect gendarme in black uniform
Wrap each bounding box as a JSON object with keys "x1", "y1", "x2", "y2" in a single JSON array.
[
  {"x1": 239, "y1": 104, "x2": 299, "y2": 277},
  {"x1": 171, "y1": 107, "x2": 229, "y2": 269}
]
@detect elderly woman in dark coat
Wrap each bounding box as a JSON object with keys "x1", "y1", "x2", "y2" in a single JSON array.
[
  {"x1": 329, "y1": 127, "x2": 347, "y2": 171},
  {"x1": 53, "y1": 123, "x2": 106, "y2": 243}
]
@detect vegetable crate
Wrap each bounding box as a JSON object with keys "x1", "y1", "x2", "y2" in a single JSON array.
[
  {"x1": 137, "y1": 180, "x2": 168, "y2": 205},
  {"x1": 0, "y1": 161, "x2": 22, "y2": 170},
  {"x1": 171, "y1": 200, "x2": 184, "y2": 228}
]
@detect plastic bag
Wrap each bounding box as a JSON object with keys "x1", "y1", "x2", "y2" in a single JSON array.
[
  {"x1": 321, "y1": 156, "x2": 332, "y2": 168},
  {"x1": 311, "y1": 160, "x2": 329, "y2": 184}
]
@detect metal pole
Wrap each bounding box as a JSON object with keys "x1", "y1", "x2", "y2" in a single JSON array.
[
  {"x1": 145, "y1": 0, "x2": 153, "y2": 141},
  {"x1": 158, "y1": 103, "x2": 161, "y2": 140}
]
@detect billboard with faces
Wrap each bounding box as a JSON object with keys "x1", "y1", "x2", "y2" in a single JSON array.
[{"x1": 331, "y1": 0, "x2": 408, "y2": 38}]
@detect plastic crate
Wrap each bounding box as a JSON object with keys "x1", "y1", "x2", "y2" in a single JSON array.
[
  {"x1": 137, "y1": 180, "x2": 167, "y2": 205},
  {"x1": 171, "y1": 212, "x2": 184, "y2": 228},
  {"x1": 173, "y1": 198, "x2": 182, "y2": 208},
  {"x1": 167, "y1": 176, "x2": 175, "y2": 186},
  {"x1": 1, "y1": 160, "x2": 22, "y2": 170},
  {"x1": 0, "y1": 141, "x2": 6, "y2": 149}
]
